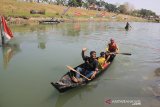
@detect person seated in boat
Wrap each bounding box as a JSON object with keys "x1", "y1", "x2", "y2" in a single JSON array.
[
  {"x1": 98, "y1": 52, "x2": 110, "y2": 70},
  {"x1": 107, "y1": 38, "x2": 119, "y2": 53},
  {"x1": 106, "y1": 38, "x2": 119, "y2": 61},
  {"x1": 72, "y1": 48, "x2": 98, "y2": 83}
]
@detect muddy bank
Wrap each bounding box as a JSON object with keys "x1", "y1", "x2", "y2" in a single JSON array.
[{"x1": 5, "y1": 16, "x2": 147, "y2": 25}]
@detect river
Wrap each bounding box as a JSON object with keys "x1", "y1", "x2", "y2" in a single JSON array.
[{"x1": 0, "y1": 22, "x2": 160, "y2": 107}]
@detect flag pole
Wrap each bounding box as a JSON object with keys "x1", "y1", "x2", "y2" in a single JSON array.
[{"x1": 0, "y1": 16, "x2": 5, "y2": 46}]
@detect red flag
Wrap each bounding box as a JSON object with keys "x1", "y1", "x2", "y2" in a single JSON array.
[{"x1": 1, "y1": 16, "x2": 13, "y2": 40}]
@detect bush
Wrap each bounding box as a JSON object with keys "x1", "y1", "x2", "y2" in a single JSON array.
[{"x1": 55, "y1": 12, "x2": 59, "y2": 16}]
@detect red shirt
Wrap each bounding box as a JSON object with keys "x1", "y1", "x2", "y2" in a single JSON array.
[{"x1": 108, "y1": 43, "x2": 118, "y2": 52}]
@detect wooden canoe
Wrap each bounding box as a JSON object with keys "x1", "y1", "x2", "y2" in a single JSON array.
[{"x1": 51, "y1": 55, "x2": 116, "y2": 93}]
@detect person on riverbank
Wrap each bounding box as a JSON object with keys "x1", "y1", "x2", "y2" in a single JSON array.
[{"x1": 72, "y1": 48, "x2": 98, "y2": 83}]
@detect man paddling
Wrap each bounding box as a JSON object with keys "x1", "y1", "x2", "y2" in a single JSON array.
[
  {"x1": 107, "y1": 38, "x2": 119, "y2": 53},
  {"x1": 72, "y1": 48, "x2": 98, "y2": 83},
  {"x1": 106, "y1": 38, "x2": 119, "y2": 61}
]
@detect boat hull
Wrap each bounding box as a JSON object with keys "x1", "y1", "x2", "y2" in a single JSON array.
[{"x1": 51, "y1": 55, "x2": 116, "y2": 93}]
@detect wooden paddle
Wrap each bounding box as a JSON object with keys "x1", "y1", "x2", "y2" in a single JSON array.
[
  {"x1": 106, "y1": 48, "x2": 131, "y2": 55},
  {"x1": 117, "y1": 53, "x2": 132, "y2": 55},
  {"x1": 109, "y1": 52, "x2": 131, "y2": 55},
  {"x1": 66, "y1": 65, "x2": 91, "y2": 81}
]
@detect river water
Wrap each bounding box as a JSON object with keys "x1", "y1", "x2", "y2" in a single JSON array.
[{"x1": 0, "y1": 22, "x2": 160, "y2": 107}]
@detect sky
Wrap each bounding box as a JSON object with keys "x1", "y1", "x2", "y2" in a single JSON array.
[{"x1": 103, "y1": 0, "x2": 160, "y2": 15}]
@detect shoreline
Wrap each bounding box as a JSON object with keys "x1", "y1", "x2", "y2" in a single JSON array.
[
  {"x1": 1, "y1": 0, "x2": 159, "y2": 25},
  {"x1": 6, "y1": 16, "x2": 148, "y2": 25}
]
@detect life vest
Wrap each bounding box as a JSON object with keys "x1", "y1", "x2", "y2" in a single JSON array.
[{"x1": 108, "y1": 43, "x2": 117, "y2": 52}]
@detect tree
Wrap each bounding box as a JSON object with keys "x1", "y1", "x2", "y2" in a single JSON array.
[
  {"x1": 87, "y1": 0, "x2": 97, "y2": 4},
  {"x1": 54, "y1": 0, "x2": 67, "y2": 5},
  {"x1": 76, "y1": 0, "x2": 83, "y2": 7},
  {"x1": 96, "y1": 0, "x2": 105, "y2": 7},
  {"x1": 139, "y1": 9, "x2": 156, "y2": 17},
  {"x1": 118, "y1": 4, "x2": 127, "y2": 14},
  {"x1": 68, "y1": 0, "x2": 78, "y2": 7},
  {"x1": 131, "y1": 10, "x2": 140, "y2": 17},
  {"x1": 83, "y1": 2, "x2": 89, "y2": 8},
  {"x1": 130, "y1": 9, "x2": 157, "y2": 18},
  {"x1": 118, "y1": 2, "x2": 134, "y2": 14},
  {"x1": 105, "y1": 3, "x2": 117, "y2": 12},
  {"x1": 68, "y1": 0, "x2": 83, "y2": 7}
]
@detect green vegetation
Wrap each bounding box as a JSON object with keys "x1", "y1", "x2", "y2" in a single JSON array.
[
  {"x1": 0, "y1": 0, "x2": 148, "y2": 23},
  {"x1": 132, "y1": 9, "x2": 157, "y2": 17},
  {"x1": 55, "y1": 0, "x2": 159, "y2": 20}
]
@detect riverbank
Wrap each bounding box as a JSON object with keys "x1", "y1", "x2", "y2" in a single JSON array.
[
  {"x1": 6, "y1": 16, "x2": 147, "y2": 25},
  {"x1": 1, "y1": 0, "x2": 147, "y2": 24}
]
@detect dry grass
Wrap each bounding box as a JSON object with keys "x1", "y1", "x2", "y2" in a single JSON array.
[{"x1": 0, "y1": 0, "x2": 146, "y2": 22}]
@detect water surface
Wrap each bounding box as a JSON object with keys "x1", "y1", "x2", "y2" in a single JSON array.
[{"x1": 0, "y1": 22, "x2": 160, "y2": 107}]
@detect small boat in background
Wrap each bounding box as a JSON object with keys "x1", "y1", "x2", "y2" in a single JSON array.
[{"x1": 39, "y1": 19, "x2": 61, "y2": 24}]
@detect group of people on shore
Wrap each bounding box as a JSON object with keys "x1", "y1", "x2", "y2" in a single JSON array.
[{"x1": 72, "y1": 38, "x2": 119, "y2": 83}]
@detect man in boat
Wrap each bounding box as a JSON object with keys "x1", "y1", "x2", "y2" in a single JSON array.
[
  {"x1": 106, "y1": 38, "x2": 119, "y2": 61},
  {"x1": 72, "y1": 48, "x2": 98, "y2": 83},
  {"x1": 98, "y1": 52, "x2": 110, "y2": 70}
]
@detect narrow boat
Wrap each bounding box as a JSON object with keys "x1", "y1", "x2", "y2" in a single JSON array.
[
  {"x1": 39, "y1": 20, "x2": 60, "y2": 24},
  {"x1": 51, "y1": 55, "x2": 116, "y2": 93}
]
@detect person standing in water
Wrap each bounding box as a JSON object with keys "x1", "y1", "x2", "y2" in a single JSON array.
[{"x1": 125, "y1": 22, "x2": 131, "y2": 30}]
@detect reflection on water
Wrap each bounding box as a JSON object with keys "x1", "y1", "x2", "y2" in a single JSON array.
[
  {"x1": 149, "y1": 80, "x2": 160, "y2": 97},
  {"x1": 151, "y1": 68, "x2": 160, "y2": 97},
  {"x1": 37, "y1": 30, "x2": 47, "y2": 49},
  {"x1": 10, "y1": 24, "x2": 53, "y2": 33},
  {"x1": 55, "y1": 83, "x2": 98, "y2": 107},
  {"x1": 0, "y1": 22, "x2": 160, "y2": 107},
  {"x1": 63, "y1": 23, "x2": 81, "y2": 36},
  {"x1": 142, "y1": 67, "x2": 160, "y2": 101},
  {"x1": 1, "y1": 43, "x2": 20, "y2": 70}
]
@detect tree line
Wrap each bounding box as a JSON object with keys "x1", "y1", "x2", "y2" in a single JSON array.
[{"x1": 23, "y1": 0, "x2": 159, "y2": 18}]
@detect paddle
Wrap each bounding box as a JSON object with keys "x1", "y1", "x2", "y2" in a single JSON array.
[
  {"x1": 117, "y1": 53, "x2": 132, "y2": 55},
  {"x1": 106, "y1": 48, "x2": 131, "y2": 55},
  {"x1": 66, "y1": 65, "x2": 91, "y2": 81},
  {"x1": 109, "y1": 52, "x2": 131, "y2": 56}
]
